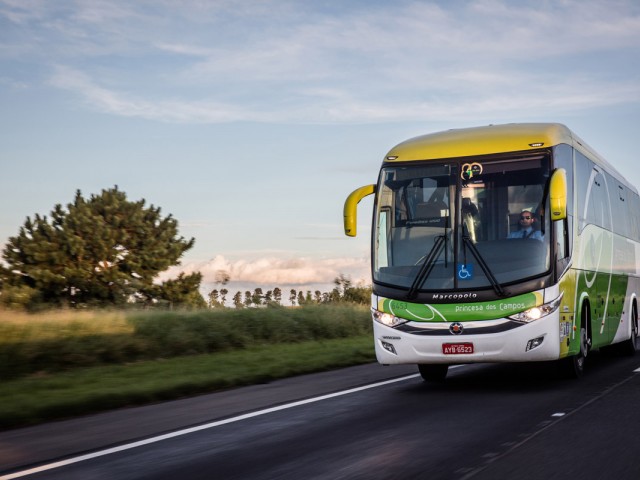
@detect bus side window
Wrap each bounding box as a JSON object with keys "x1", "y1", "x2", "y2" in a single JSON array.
[
  {"x1": 631, "y1": 193, "x2": 640, "y2": 241},
  {"x1": 614, "y1": 183, "x2": 629, "y2": 239},
  {"x1": 555, "y1": 217, "x2": 570, "y2": 274},
  {"x1": 555, "y1": 220, "x2": 566, "y2": 258}
]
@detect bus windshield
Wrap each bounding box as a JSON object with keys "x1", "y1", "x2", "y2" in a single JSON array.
[{"x1": 373, "y1": 154, "x2": 551, "y2": 292}]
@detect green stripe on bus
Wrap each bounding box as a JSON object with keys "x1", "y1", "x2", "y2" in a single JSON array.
[{"x1": 379, "y1": 292, "x2": 542, "y2": 322}]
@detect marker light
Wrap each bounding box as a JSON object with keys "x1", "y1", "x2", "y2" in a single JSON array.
[
  {"x1": 372, "y1": 309, "x2": 408, "y2": 327},
  {"x1": 529, "y1": 142, "x2": 544, "y2": 147},
  {"x1": 508, "y1": 294, "x2": 563, "y2": 323}
]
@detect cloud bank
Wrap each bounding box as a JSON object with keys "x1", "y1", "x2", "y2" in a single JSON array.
[
  {"x1": 160, "y1": 255, "x2": 371, "y2": 292},
  {"x1": 3, "y1": 0, "x2": 640, "y2": 124}
]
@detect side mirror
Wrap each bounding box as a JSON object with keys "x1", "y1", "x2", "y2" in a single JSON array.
[
  {"x1": 344, "y1": 184, "x2": 375, "y2": 237},
  {"x1": 549, "y1": 168, "x2": 567, "y2": 220}
]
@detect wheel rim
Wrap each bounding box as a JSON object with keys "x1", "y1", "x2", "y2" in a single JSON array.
[
  {"x1": 575, "y1": 327, "x2": 588, "y2": 372},
  {"x1": 580, "y1": 328, "x2": 588, "y2": 358}
]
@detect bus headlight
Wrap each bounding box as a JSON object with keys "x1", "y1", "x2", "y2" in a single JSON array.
[
  {"x1": 372, "y1": 309, "x2": 408, "y2": 327},
  {"x1": 509, "y1": 294, "x2": 563, "y2": 323}
]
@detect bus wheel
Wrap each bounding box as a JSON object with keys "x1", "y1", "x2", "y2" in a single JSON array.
[
  {"x1": 418, "y1": 364, "x2": 448, "y2": 383},
  {"x1": 563, "y1": 326, "x2": 588, "y2": 378},
  {"x1": 619, "y1": 304, "x2": 638, "y2": 356}
]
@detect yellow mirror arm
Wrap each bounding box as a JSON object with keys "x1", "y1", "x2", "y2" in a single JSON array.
[{"x1": 344, "y1": 184, "x2": 376, "y2": 237}]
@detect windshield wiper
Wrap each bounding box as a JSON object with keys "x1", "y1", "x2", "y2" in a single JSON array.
[
  {"x1": 407, "y1": 235, "x2": 446, "y2": 300},
  {"x1": 461, "y1": 232, "x2": 506, "y2": 297}
]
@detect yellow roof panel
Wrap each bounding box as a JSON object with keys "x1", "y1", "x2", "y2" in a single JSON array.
[{"x1": 384, "y1": 123, "x2": 573, "y2": 161}]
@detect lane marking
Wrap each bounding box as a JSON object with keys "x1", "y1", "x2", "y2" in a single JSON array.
[{"x1": 1, "y1": 373, "x2": 421, "y2": 479}]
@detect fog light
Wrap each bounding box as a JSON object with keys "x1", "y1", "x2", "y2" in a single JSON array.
[
  {"x1": 381, "y1": 340, "x2": 397, "y2": 355},
  {"x1": 526, "y1": 336, "x2": 545, "y2": 352}
]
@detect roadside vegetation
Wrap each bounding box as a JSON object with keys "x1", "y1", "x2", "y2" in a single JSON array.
[
  {"x1": 0, "y1": 304, "x2": 375, "y2": 429},
  {"x1": 0, "y1": 187, "x2": 376, "y2": 429}
]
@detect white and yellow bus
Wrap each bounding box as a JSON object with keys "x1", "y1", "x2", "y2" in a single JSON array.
[{"x1": 344, "y1": 123, "x2": 639, "y2": 381}]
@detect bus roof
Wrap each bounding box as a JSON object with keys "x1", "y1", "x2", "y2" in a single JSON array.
[{"x1": 384, "y1": 123, "x2": 631, "y2": 190}]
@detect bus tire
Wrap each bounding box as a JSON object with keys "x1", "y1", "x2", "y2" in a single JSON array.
[
  {"x1": 619, "y1": 303, "x2": 638, "y2": 356},
  {"x1": 563, "y1": 326, "x2": 588, "y2": 378},
  {"x1": 418, "y1": 364, "x2": 448, "y2": 383}
]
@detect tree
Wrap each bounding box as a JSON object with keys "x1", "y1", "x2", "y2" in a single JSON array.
[
  {"x1": 273, "y1": 287, "x2": 282, "y2": 305},
  {"x1": 333, "y1": 274, "x2": 352, "y2": 298},
  {"x1": 289, "y1": 289, "x2": 297, "y2": 306},
  {"x1": 343, "y1": 281, "x2": 371, "y2": 304},
  {"x1": 220, "y1": 288, "x2": 228, "y2": 306},
  {"x1": 0, "y1": 263, "x2": 39, "y2": 309},
  {"x1": 252, "y1": 288, "x2": 263, "y2": 306},
  {"x1": 331, "y1": 274, "x2": 371, "y2": 305},
  {"x1": 210, "y1": 271, "x2": 230, "y2": 308},
  {"x1": 208, "y1": 289, "x2": 221, "y2": 308},
  {"x1": 1, "y1": 187, "x2": 197, "y2": 309},
  {"x1": 156, "y1": 272, "x2": 207, "y2": 309},
  {"x1": 232, "y1": 291, "x2": 244, "y2": 308}
]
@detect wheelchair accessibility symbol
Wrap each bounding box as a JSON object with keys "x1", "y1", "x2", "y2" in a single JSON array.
[{"x1": 457, "y1": 263, "x2": 473, "y2": 280}]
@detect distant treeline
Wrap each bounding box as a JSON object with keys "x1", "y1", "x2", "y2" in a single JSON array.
[
  {"x1": 208, "y1": 274, "x2": 371, "y2": 308},
  {"x1": 0, "y1": 186, "x2": 372, "y2": 312}
]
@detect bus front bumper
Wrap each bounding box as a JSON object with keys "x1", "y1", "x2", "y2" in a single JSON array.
[{"x1": 373, "y1": 310, "x2": 562, "y2": 365}]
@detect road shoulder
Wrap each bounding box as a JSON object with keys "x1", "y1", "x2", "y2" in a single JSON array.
[{"x1": 0, "y1": 363, "x2": 415, "y2": 473}]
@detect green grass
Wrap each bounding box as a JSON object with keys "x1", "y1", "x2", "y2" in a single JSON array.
[
  {"x1": 0, "y1": 304, "x2": 376, "y2": 429},
  {"x1": 0, "y1": 304, "x2": 372, "y2": 378},
  {"x1": 0, "y1": 336, "x2": 376, "y2": 430}
]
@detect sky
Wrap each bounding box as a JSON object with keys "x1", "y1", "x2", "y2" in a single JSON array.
[{"x1": 1, "y1": 0, "x2": 640, "y2": 299}]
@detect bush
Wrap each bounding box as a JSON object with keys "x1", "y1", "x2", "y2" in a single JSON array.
[
  {"x1": 0, "y1": 304, "x2": 372, "y2": 380},
  {"x1": 128, "y1": 304, "x2": 371, "y2": 353}
]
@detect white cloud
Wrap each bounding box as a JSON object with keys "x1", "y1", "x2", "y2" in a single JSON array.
[
  {"x1": 5, "y1": 0, "x2": 640, "y2": 123},
  {"x1": 156, "y1": 43, "x2": 212, "y2": 57},
  {"x1": 46, "y1": 62, "x2": 640, "y2": 125},
  {"x1": 49, "y1": 65, "x2": 263, "y2": 122},
  {"x1": 159, "y1": 254, "x2": 370, "y2": 288}
]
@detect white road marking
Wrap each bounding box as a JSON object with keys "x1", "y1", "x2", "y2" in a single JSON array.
[{"x1": 1, "y1": 373, "x2": 422, "y2": 479}]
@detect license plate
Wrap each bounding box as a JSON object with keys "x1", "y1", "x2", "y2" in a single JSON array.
[{"x1": 442, "y1": 343, "x2": 474, "y2": 354}]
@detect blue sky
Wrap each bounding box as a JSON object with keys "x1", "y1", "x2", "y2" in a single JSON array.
[{"x1": 1, "y1": 0, "x2": 640, "y2": 296}]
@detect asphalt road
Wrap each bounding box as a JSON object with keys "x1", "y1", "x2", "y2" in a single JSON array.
[{"x1": 2, "y1": 351, "x2": 640, "y2": 480}]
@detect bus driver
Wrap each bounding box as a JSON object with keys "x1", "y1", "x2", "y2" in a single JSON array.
[{"x1": 508, "y1": 210, "x2": 543, "y2": 240}]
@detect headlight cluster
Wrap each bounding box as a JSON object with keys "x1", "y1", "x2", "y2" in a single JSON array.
[
  {"x1": 509, "y1": 294, "x2": 563, "y2": 323},
  {"x1": 372, "y1": 309, "x2": 408, "y2": 327}
]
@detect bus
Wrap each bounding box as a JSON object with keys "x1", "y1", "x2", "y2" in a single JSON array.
[{"x1": 344, "y1": 123, "x2": 639, "y2": 381}]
